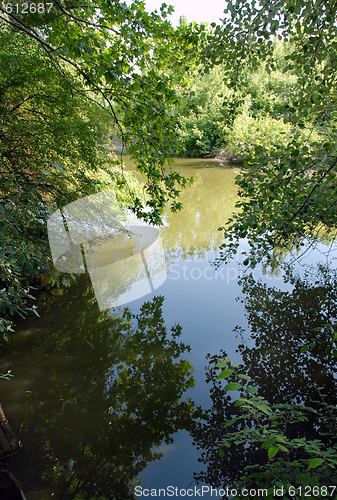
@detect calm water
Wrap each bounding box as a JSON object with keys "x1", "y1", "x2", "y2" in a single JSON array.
[{"x1": 1, "y1": 158, "x2": 336, "y2": 499}]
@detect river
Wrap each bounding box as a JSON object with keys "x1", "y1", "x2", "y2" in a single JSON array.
[{"x1": 1, "y1": 157, "x2": 337, "y2": 499}]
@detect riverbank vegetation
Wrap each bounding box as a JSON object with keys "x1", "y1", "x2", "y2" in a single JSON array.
[
  {"x1": 0, "y1": 28, "x2": 146, "y2": 338},
  {"x1": 169, "y1": 47, "x2": 305, "y2": 159},
  {"x1": 212, "y1": 0, "x2": 337, "y2": 268}
]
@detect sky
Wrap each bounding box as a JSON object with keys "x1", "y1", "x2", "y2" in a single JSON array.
[{"x1": 144, "y1": 0, "x2": 227, "y2": 26}]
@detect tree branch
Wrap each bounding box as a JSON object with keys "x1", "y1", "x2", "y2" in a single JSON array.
[
  {"x1": 9, "y1": 94, "x2": 39, "y2": 112},
  {"x1": 285, "y1": 157, "x2": 337, "y2": 229},
  {"x1": 52, "y1": 0, "x2": 121, "y2": 36}
]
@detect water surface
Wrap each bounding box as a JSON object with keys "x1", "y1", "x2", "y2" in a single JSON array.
[{"x1": 1, "y1": 158, "x2": 335, "y2": 499}]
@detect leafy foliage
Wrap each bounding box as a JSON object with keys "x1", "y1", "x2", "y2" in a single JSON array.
[
  {"x1": 214, "y1": 357, "x2": 337, "y2": 499},
  {"x1": 170, "y1": 47, "x2": 305, "y2": 159},
  {"x1": 205, "y1": 0, "x2": 337, "y2": 266},
  {"x1": 0, "y1": 0, "x2": 204, "y2": 336},
  {"x1": 0, "y1": 28, "x2": 144, "y2": 337},
  {"x1": 0, "y1": 0, "x2": 198, "y2": 222},
  {"x1": 191, "y1": 264, "x2": 337, "y2": 498},
  {"x1": 169, "y1": 66, "x2": 230, "y2": 157},
  {"x1": 224, "y1": 104, "x2": 293, "y2": 159}
]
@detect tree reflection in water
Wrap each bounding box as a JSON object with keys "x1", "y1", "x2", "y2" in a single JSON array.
[
  {"x1": 2, "y1": 276, "x2": 198, "y2": 499},
  {"x1": 191, "y1": 263, "x2": 337, "y2": 491}
]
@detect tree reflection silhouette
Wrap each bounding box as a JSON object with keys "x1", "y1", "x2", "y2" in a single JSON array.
[
  {"x1": 4, "y1": 276, "x2": 197, "y2": 499},
  {"x1": 191, "y1": 264, "x2": 337, "y2": 490}
]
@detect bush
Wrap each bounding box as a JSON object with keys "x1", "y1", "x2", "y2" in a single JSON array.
[
  {"x1": 223, "y1": 99, "x2": 294, "y2": 160},
  {"x1": 170, "y1": 66, "x2": 233, "y2": 157},
  {"x1": 212, "y1": 351, "x2": 337, "y2": 499}
]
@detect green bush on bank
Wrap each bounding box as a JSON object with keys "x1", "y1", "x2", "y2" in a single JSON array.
[
  {"x1": 171, "y1": 47, "x2": 309, "y2": 159},
  {"x1": 223, "y1": 97, "x2": 320, "y2": 161},
  {"x1": 223, "y1": 98, "x2": 293, "y2": 160},
  {"x1": 169, "y1": 66, "x2": 231, "y2": 157}
]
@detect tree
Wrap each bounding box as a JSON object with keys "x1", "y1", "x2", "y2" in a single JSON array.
[
  {"x1": 0, "y1": 27, "x2": 145, "y2": 337},
  {"x1": 0, "y1": 2, "x2": 200, "y2": 336},
  {"x1": 169, "y1": 65, "x2": 229, "y2": 157},
  {"x1": 0, "y1": 0, "x2": 197, "y2": 222},
  {"x1": 169, "y1": 55, "x2": 300, "y2": 158},
  {"x1": 206, "y1": 0, "x2": 337, "y2": 267}
]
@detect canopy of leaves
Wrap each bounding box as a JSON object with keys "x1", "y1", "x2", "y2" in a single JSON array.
[
  {"x1": 0, "y1": 2, "x2": 201, "y2": 336},
  {"x1": 204, "y1": 0, "x2": 337, "y2": 267},
  {"x1": 0, "y1": 0, "x2": 200, "y2": 221},
  {"x1": 0, "y1": 28, "x2": 133, "y2": 337}
]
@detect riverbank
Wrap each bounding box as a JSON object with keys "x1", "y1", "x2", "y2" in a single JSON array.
[
  {"x1": 107, "y1": 137, "x2": 245, "y2": 167},
  {"x1": 214, "y1": 148, "x2": 244, "y2": 165}
]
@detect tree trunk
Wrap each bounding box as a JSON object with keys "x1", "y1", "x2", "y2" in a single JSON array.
[{"x1": 0, "y1": 405, "x2": 21, "y2": 458}]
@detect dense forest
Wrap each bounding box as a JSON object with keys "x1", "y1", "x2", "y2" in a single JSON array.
[{"x1": 1, "y1": 0, "x2": 337, "y2": 498}]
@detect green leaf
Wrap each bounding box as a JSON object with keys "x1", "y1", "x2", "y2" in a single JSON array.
[
  {"x1": 218, "y1": 449, "x2": 225, "y2": 457},
  {"x1": 246, "y1": 386, "x2": 258, "y2": 395},
  {"x1": 217, "y1": 368, "x2": 234, "y2": 379},
  {"x1": 261, "y1": 440, "x2": 274, "y2": 449},
  {"x1": 268, "y1": 447, "x2": 278, "y2": 459},
  {"x1": 237, "y1": 373, "x2": 251, "y2": 380},
  {"x1": 256, "y1": 404, "x2": 271, "y2": 415},
  {"x1": 308, "y1": 458, "x2": 324, "y2": 469},
  {"x1": 224, "y1": 418, "x2": 240, "y2": 427},
  {"x1": 277, "y1": 444, "x2": 289, "y2": 452},
  {"x1": 233, "y1": 397, "x2": 248, "y2": 406},
  {"x1": 225, "y1": 382, "x2": 241, "y2": 391}
]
